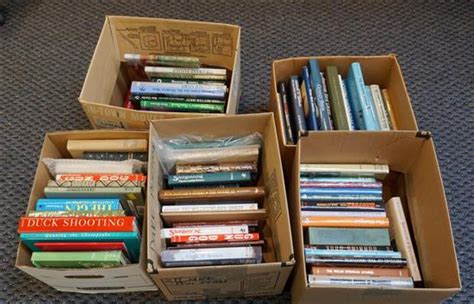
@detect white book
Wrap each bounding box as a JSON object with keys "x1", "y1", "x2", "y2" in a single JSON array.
[
  {"x1": 301, "y1": 211, "x2": 387, "y2": 218},
  {"x1": 162, "y1": 203, "x2": 258, "y2": 213},
  {"x1": 339, "y1": 75, "x2": 355, "y2": 131},
  {"x1": 300, "y1": 164, "x2": 389, "y2": 179},
  {"x1": 161, "y1": 246, "x2": 262, "y2": 263},
  {"x1": 42, "y1": 158, "x2": 146, "y2": 176},
  {"x1": 370, "y1": 85, "x2": 391, "y2": 130},
  {"x1": 161, "y1": 225, "x2": 249, "y2": 238},
  {"x1": 145, "y1": 66, "x2": 227, "y2": 76},
  {"x1": 131, "y1": 81, "x2": 227, "y2": 93},
  {"x1": 308, "y1": 275, "x2": 414, "y2": 288}
]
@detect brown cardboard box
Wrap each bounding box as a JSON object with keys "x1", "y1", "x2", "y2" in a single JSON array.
[
  {"x1": 15, "y1": 130, "x2": 157, "y2": 293},
  {"x1": 288, "y1": 131, "x2": 460, "y2": 304},
  {"x1": 79, "y1": 16, "x2": 241, "y2": 129},
  {"x1": 146, "y1": 113, "x2": 295, "y2": 300}
]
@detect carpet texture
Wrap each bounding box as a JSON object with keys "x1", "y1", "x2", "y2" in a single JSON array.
[{"x1": 0, "y1": 0, "x2": 472, "y2": 302}]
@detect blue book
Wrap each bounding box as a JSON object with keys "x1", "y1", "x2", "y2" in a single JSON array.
[
  {"x1": 288, "y1": 76, "x2": 307, "y2": 136},
  {"x1": 300, "y1": 66, "x2": 319, "y2": 130},
  {"x1": 300, "y1": 193, "x2": 383, "y2": 202},
  {"x1": 299, "y1": 176, "x2": 377, "y2": 183},
  {"x1": 300, "y1": 188, "x2": 382, "y2": 195},
  {"x1": 365, "y1": 85, "x2": 381, "y2": 130},
  {"x1": 35, "y1": 199, "x2": 122, "y2": 212},
  {"x1": 304, "y1": 248, "x2": 402, "y2": 259},
  {"x1": 309, "y1": 59, "x2": 332, "y2": 130},
  {"x1": 341, "y1": 79, "x2": 356, "y2": 130},
  {"x1": 131, "y1": 81, "x2": 226, "y2": 99},
  {"x1": 346, "y1": 63, "x2": 380, "y2": 130},
  {"x1": 20, "y1": 231, "x2": 141, "y2": 262}
]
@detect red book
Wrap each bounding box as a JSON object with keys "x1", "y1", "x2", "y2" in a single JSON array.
[
  {"x1": 55, "y1": 173, "x2": 146, "y2": 183},
  {"x1": 18, "y1": 216, "x2": 136, "y2": 233},
  {"x1": 34, "y1": 242, "x2": 127, "y2": 253},
  {"x1": 123, "y1": 89, "x2": 135, "y2": 109},
  {"x1": 170, "y1": 232, "x2": 260, "y2": 244}
]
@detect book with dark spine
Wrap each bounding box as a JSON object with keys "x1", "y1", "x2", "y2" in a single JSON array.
[
  {"x1": 159, "y1": 186, "x2": 265, "y2": 204},
  {"x1": 277, "y1": 81, "x2": 296, "y2": 144},
  {"x1": 306, "y1": 257, "x2": 407, "y2": 268},
  {"x1": 82, "y1": 151, "x2": 147, "y2": 162},
  {"x1": 300, "y1": 66, "x2": 319, "y2": 130},
  {"x1": 288, "y1": 75, "x2": 307, "y2": 138},
  {"x1": 167, "y1": 171, "x2": 254, "y2": 187}
]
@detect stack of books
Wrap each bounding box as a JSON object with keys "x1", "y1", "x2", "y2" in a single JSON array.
[
  {"x1": 157, "y1": 134, "x2": 265, "y2": 267},
  {"x1": 277, "y1": 60, "x2": 398, "y2": 144},
  {"x1": 17, "y1": 139, "x2": 148, "y2": 268},
  {"x1": 123, "y1": 54, "x2": 229, "y2": 113},
  {"x1": 300, "y1": 164, "x2": 420, "y2": 288}
]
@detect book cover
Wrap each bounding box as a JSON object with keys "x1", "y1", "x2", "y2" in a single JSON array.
[
  {"x1": 131, "y1": 81, "x2": 226, "y2": 99},
  {"x1": 300, "y1": 66, "x2": 319, "y2": 130},
  {"x1": 381, "y1": 89, "x2": 399, "y2": 130},
  {"x1": 301, "y1": 216, "x2": 389, "y2": 228},
  {"x1": 304, "y1": 248, "x2": 401, "y2": 259},
  {"x1": 326, "y1": 66, "x2": 349, "y2": 130},
  {"x1": 306, "y1": 257, "x2": 407, "y2": 268},
  {"x1": 312, "y1": 266, "x2": 410, "y2": 277},
  {"x1": 278, "y1": 81, "x2": 296, "y2": 144},
  {"x1": 308, "y1": 59, "x2": 332, "y2": 130},
  {"x1": 159, "y1": 186, "x2": 265, "y2": 203},
  {"x1": 340, "y1": 77, "x2": 356, "y2": 130},
  {"x1": 175, "y1": 162, "x2": 257, "y2": 174},
  {"x1": 161, "y1": 225, "x2": 249, "y2": 238},
  {"x1": 82, "y1": 151, "x2": 147, "y2": 162},
  {"x1": 288, "y1": 75, "x2": 307, "y2": 138},
  {"x1": 170, "y1": 232, "x2": 260, "y2": 244},
  {"x1": 167, "y1": 171, "x2": 253, "y2": 187},
  {"x1": 66, "y1": 139, "x2": 147, "y2": 159},
  {"x1": 140, "y1": 100, "x2": 225, "y2": 113},
  {"x1": 35, "y1": 198, "x2": 122, "y2": 212},
  {"x1": 18, "y1": 216, "x2": 137, "y2": 233},
  {"x1": 55, "y1": 173, "x2": 146, "y2": 183},
  {"x1": 31, "y1": 250, "x2": 127, "y2": 268},
  {"x1": 161, "y1": 203, "x2": 258, "y2": 213},
  {"x1": 34, "y1": 242, "x2": 127, "y2": 253},
  {"x1": 307, "y1": 227, "x2": 391, "y2": 246},
  {"x1": 370, "y1": 84, "x2": 391, "y2": 130},
  {"x1": 300, "y1": 163, "x2": 389, "y2": 178},
  {"x1": 308, "y1": 275, "x2": 413, "y2": 288}
]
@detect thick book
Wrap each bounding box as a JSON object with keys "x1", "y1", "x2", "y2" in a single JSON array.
[
  {"x1": 169, "y1": 145, "x2": 260, "y2": 166},
  {"x1": 131, "y1": 81, "x2": 226, "y2": 99},
  {"x1": 47, "y1": 179, "x2": 145, "y2": 188},
  {"x1": 170, "y1": 232, "x2": 260, "y2": 244},
  {"x1": 159, "y1": 186, "x2": 265, "y2": 204},
  {"x1": 386, "y1": 197, "x2": 422, "y2": 282},
  {"x1": 340, "y1": 77, "x2": 356, "y2": 130},
  {"x1": 312, "y1": 266, "x2": 410, "y2": 277},
  {"x1": 167, "y1": 171, "x2": 253, "y2": 187},
  {"x1": 35, "y1": 198, "x2": 122, "y2": 212},
  {"x1": 20, "y1": 231, "x2": 141, "y2": 262},
  {"x1": 300, "y1": 163, "x2": 389, "y2": 179},
  {"x1": 175, "y1": 162, "x2": 257, "y2": 174},
  {"x1": 370, "y1": 84, "x2": 391, "y2": 130},
  {"x1": 306, "y1": 256, "x2": 407, "y2": 268},
  {"x1": 308, "y1": 59, "x2": 332, "y2": 130},
  {"x1": 288, "y1": 75, "x2": 307, "y2": 137},
  {"x1": 161, "y1": 225, "x2": 249, "y2": 238},
  {"x1": 304, "y1": 248, "x2": 401, "y2": 259},
  {"x1": 346, "y1": 62, "x2": 380, "y2": 130},
  {"x1": 301, "y1": 66, "x2": 319, "y2": 130},
  {"x1": 55, "y1": 173, "x2": 146, "y2": 183},
  {"x1": 307, "y1": 227, "x2": 391, "y2": 246},
  {"x1": 308, "y1": 275, "x2": 413, "y2": 288},
  {"x1": 161, "y1": 203, "x2": 258, "y2": 213},
  {"x1": 300, "y1": 193, "x2": 383, "y2": 202},
  {"x1": 326, "y1": 66, "x2": 349, "y2": 130},
  {"x1": 66, "y1": 139, "x2": 147, "y2": 159},
  {"x1": 140, "y1": 99, "x2": 225, "y2": 113},
  {"x1": 301, "y1": 216, "x2": 389, "y2": 228},
  {"x1": 381, "y1": 89, "x2": 398, "y2": 130},
  {"x1": 277, "y1": 81, "x2": 296, "y2": 144},
  {"x1": 34, "y1": 242, "x2": 127, "y2": 253},
  {"x1": 42, "y1": 158, "x2": 145, "y2": 175},
  {"x1": 160, "y1": 246, "x2": 262, "y2": 267},
  {"x1": 31, "y1": 250, "x2": 128, "y2": 268},
  {"x1": 82, "y1": 151, "x2": 147, "y2": 162},
  {"x1": 18, "y1": 216, "x2": 137, "y2": 233},
  {"x1": 144, "y1": 66, "x2": 227, "y2": 80}
]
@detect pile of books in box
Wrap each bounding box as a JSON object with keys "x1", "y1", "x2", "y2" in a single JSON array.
[
  {"x1": 300, "y1": 164, "x2": 421, "y2": 288},
  {"x1": 123, "y1": 54, "x2": 229, "y2": 113},
  {"x1": 17, "y1": 139, "x2": 148, "y2": 268},
  {"x1": 157, "y1": 133, "x2": 265, "y2": 267},
  {"x1": 277, "y1": 60, "x2": 398, "y2": 144}
]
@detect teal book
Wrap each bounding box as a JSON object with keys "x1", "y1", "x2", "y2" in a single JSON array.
[
  {"x1": 308, "y1": 227, "x2": 391, "y2": 246},
  {"x1": 168, "y1": 171, "x2": 254, "y2": 187},
  {"x1": 20, "y1": 231, "x2": 140, "y2": 262},
  {"x1": 31, "y1": 250, "x2": 128, "y2": 268}
]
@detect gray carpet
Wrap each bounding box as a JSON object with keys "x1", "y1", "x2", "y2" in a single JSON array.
[{"x1": 0, "y1": 0, "x2": 472, "y2": 302}]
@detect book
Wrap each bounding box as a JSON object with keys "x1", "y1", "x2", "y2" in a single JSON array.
[
  {"x1": 307, "y1": 227, "x2": 391, "y2": 246},
  {"x1": 309, "y1": 59, "x2": 332, "y2": 130},
  {"x1": 311, "y1": 266, "x2": 410, "y2": 277},
  {"x1": 159, "y1": 186, "x2": 265, "y2": 204},
  {"x1": 131, "y1": 81, "x2": 226, "y2": 99},
  {"x1": 160, "y1": 246, "x2": 262, "y2": 267},
  {"x1": 175, "y1": 240, "x2": 265, "y2": 249},
  {"x1": 42, "y1": 158, "x2": 145, "y2": 175},
  {"x1": 288, "y1": 75, "x2": 307, "y2": 138},
  {"x1": 140, "y1": 99, "x2": 225, "y2": 113},
  {"x1": 34, "y1": 242, "x2": 128, "y2": 253},
  {"x1": 370, "y1": 84, "x2": 391, "y2": 130},
  {"x1": 18, "y1": 216, "x2": 137, "y2": 233},
  {"x1": 381, "y1": 89, "x2": 398, "y2": 130},
  {"x1": 152, "y1": 78, "x2": 226, "y2": 86},
  {"x1": 300, "y1": 163, "x2": 389, "y2": 179},
  {"x1": 161, "y1": 203, "x2": 258, "y2": 213},
  {"x1": 300, "y1": 201, "x2": 384, "y2": 210},
  {"x1": 310, "y1": 245, "x2": 392, "y2": 251},
  {"x1": 320, "y1": 72, "x2": 334, "y2": 129},
  {"x1": 340, "y1": 77, "x2": 356, "y2": 130},
  {"x1": 175, "y1": 162, "x2": 257, "y2": 174},
  {"x1": 304, "y1": 248, "x2": 402, "y2": 259},
  {"x1": 301, "y1": 211, "x2": 386, "y2": 218},
  {"x1": 131, "y1": 95, "x2": 226, "y2": 105},
  {"x1": 20, "y1": 231, "x2": 141, "y2": 262},
  {"x1": 144, "y1": 66, "x2": 227, "y2": 80},
  {"x1": 27, "y1": 210, "x2": 126, "y2": 217},
  {"x1": 299, "y1": 176, "x2": 377, "y2": 183},
  {"x1": 55, "y1": 173, "x2": 146, "y2": 183},
  {"x1": 66, "y1": 139, "x2": 147, "y2": 159},
  {"x1": 170, "y1": 232, "x2": 260, "y2": 244},
  {"x1": 306, "y1": 257, "x2": 407, "y2": 268},
  {"x1": 300, "y1": 66, "x2": 319, "y2": 130},
  {"x1": 300, "y1": 188, "x2": 382, "y2": 195},
  {"x1": 47, "y1": 179, "x2": 145, "y2": 188},
  {"x1": 386, "y1": 197, "x2": 422, "y2": 282},
  {"x1": 277, "y1": 81, "x2": 296, "y2": 144},
  {"x1": 364, "y1": 85, "x2": 382, "y2": 131},
  {"x1": 300, "y1": 181, "x2": 382, "y2": 189},
  {"x1": 346, "y1": 62, "x2": 380, "y2": 130},
  {"x1": 31, "y1": 250, "x2": 128, "y2": 268},
  {"x1": 161, "y1": 225, "x2": 249, "y2": 238},
  {"x1": 308, "y1": 275, "x2": 413, "y2": 288},
  {"x1": 35, "y1": 198, "x2": 122, "y2": 212},
  {"x1": 124, "y1": 53, "x2": 200, "y2": 68},
  {"x1": 301, "y1": 216, "x2": 389, "y2": 228},
  {"x1": 300, "y1": 194, "x2": 383, "y2": 202},
  {"x1": 173, "y1": 220, "x2": 259, "y2": 228},
  {"x1": 82, "y1": 151, "x2": 148, "y2": 162},
  {"x1": 167, "y1": 171, "x2": 253, "y2": 187},
  {"x1": 169, "y1": 145, "x2": 260, "y2": 166},
  {"x1": 326, "y1": 66, "x2": 349, "y2": 130}
]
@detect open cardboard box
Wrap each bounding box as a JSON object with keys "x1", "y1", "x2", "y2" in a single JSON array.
[
  {"x1": 288, "y1": 131, "x2": 460, "y2": 303},
  {"x1": 146, "y1": 113, "x2": 295, "y2": 300},
  {"x1": 79, "y1": 16, "x2": 241, "y2": 129},
  {"x1": 15, "y1": 130, "x2": 157, "y2": 293}
]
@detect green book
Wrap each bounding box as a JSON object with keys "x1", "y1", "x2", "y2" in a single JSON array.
[
  {"x1": 31, "y1": 250, "x2": 128, "y2": 268},
  {"x1": 140, "y1": 100, "x2": 225, "y2": 113},
  {"x1": 326, "y1": 66, "x2": 349, "y2": 130},
  {"x1": 168, "y1": 171, "x2": 253, "y2": 187},
  {"x1": 308, "y1": 227, "x2": 391, "y2": 246}
]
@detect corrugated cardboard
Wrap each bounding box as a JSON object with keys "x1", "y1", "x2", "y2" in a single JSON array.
[
  {"x1": 146, "y1": 113, "x2": 295, "y2": 300},
  {"x1": 79, "y1": 16, "x2": 241, "y2": 129},
  {"x1": 288, "y1": 131, "x2": 460, "y2": 303},
  {"x1": 15, "y1": 130, "x2": 157, "y2": 293}
]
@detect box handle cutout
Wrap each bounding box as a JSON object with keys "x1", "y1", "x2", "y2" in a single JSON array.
[
  {"x1": 64, "y1": 275, "x2": 104, "y2": 279},
  {"x1": 77, "y1": 286, "x2": 126, "y2": 291}
]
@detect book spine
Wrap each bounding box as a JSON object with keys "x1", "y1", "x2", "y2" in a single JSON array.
[
  {"x1": 161, "y1": 225, "x2": 249, "y2": 238},
  {"x1": 364, "y1": 85, "x2": 382, "y2": 130},
  {"x1": 161, "y1": 203, "x2": 258, "y2": 213},
  {"x1": 18, "y1": 216, "x2": 136, "y2": 233},
  {"x1": 304, "y1": 248, "x2": 401, "y2": 259},
  {"x1": 340, "y1": 77, "x2": 356, "y2": 130},
  {"x1": 309, "y1": 59, "x2": 332, "y2": 130},
  {"x1": 159, "y1": 186, "x2": 264, "y2": 202},
  {"x1": 370, "y1": 85, "x2": 391, "y2": 130},
  {"x1": 140, "y1": 100, "x2": 225, "y2": 113},
  {"x1": 35, "y1": 199, "x2": 122, "y2": 212},
  {"x1": 311, "y1": 266, "x2": 411, "y2": 277},
  {"x1": 308, "y1": 227, "x2": 391, "y2": 246},
  {"x1": 55, "y1": 173, "x2": 146, "y2": 183},
  {"x1": 301, "y1": 66, "x2": 319, "y2": 130},
  {"x1": 175, "y1": 162, "x2": 257, "y2": 174},
  {"x1": 301, "y1": 210, "x2": 386, "y2": 218},
  {"x1": 299, "y1": 163, "x2": 389, "y2": 176},
  {"x1": 310, "y1": 245, "x2": 392, "y2": 251},
  {"x1": 27, "y1": 210, "x2": 126, "y2": 217},
  {"x1": 48, "y1": 180, "x2": 145, "y2": 188},
  {"x1": 386, "y1": 197, "x2": 422, "y2": 281},
  {"x1": 34, "y1": 241, "x2": 127, "y2": 252},
  {"x1": 300, "y1": 201, "x2": 384, "y2": 209},
  {"x1": 131, "y1": 81, "x2": 226, "y2": 99},
  {"x1": 152, "y1": 77, "x2": 225, "y2": 85},
  {"x1": 161, "y1": 246, "x2": 262, "y2": 263},
  {"x1": 82, "y1": 152, "x2": 147, "y2": 162},
  {"x1": 381, "y1": 89, "x2": 398, "y2": 130},
  {"x1": 301, "y1": 216, "x2": 389, "y2": 228},
  {"x1": 300, "y1": 194, "x2": 383, "y2": 202},
  {"x1": 300, "y1": 188, "x2": 382, "y2": 195},
  {"x1": 145, "y1": 66, "x2": 227, "y2": 76},
  {"x1": 300, "y1": 181, "x2": 382, "y2": 188},
  {"x1": 31, "y1": 250, "x2": 124, "y2": 268},
  {"x1": 168, "y1": 171, "x2": 252, "y2": 187},
  {"x1": 326, "y1": 66, "x2": 349, "y2": 130},
  {"x1": 308, "y1": 275, "x2": 413, "y2": 288},
  {"x1": 299, "y1": 176, "x2": 377, "y2": 183},
  {"x1": 277, "y1": 81, "x2": 296, "y2": 144},
  {"x1": 288, "y1": 75, "x2": 307, "y2": 137},
  {"x1": 130, "y1": 94, "x2": 225, "y2": 104},
  {"x1": 306, "y1": 257, "x2": 407, "y2": 267},
  {"x1": 170, "y1": 232, "x2": 260, "y2": 244},
  {"x1": 320, "y1": 72, "x2": 334, "y2": 129},
  {"x1": 176, "y1": 240, "x2": 264, "y2": 249}
]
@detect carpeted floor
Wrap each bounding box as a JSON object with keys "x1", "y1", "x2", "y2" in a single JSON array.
[{"x1": 0, "y1": 0, "x2": 472, "y2": 302}]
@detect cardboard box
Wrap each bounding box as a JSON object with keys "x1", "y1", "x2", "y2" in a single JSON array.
[
  {"x1": 79, "y1": 16, "x2": 241, "y2": 129},
  {"x1": 288, "y1": 131, "x2": 460, "y2": 304},
  {"x1": 15, "y1": 130, "x2": 157, "y2": 293},
  {"x1": 146, "y1": 113, "x2": 295, "y2": 300}
]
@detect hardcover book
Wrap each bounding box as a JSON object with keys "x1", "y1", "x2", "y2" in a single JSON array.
[
  {"x1": 277, "y1": 81, "x2": 296, "y2": 144},
  {"x1": 304, "y1": 248, "x2": 401, "y2": 259},
  {"x1": 308, "y1": 275, "x2": 413, "y2": 288},
  {"x1": 170, "y1": 232, "x2": 260, "y2": 244},
  {"x1": 161, "y1": 203, "x2": 258, "y2": 213},
  {"x1": 175, "y1": 162, "x2": 257, "y2": 174},
  {"x1": 159, "y1": 186, "x2": 265, "y2": 203},
  {"x1": 307, "y1": 227, "x2": 391, "y2": 246},
  {"x1": 31, "y1": 250, "x2": 128, "y2": 268},
  {"x1": 288, "y1": 75, "x2": 307, "y2": 137},
  {"x1": 167, "y1": 171, "x2": 253, "y2": 187},
  {"x1": 66, "y1": 139, "x2": 147, "y2": 159},
  {"x1": 309, "y1": 59, "x2": 332, "y2": 130},
  {"x1": 300, "y1": 216, "x2": 389, "y2": 228},
  {"x1": 300, "y1": 163, "x2": 389, "y2": 179},
  {"x1": 35, "y1": 198, "x2": 122, "y2": 212},
  {"x1": 18, "y1": 216, "x2": 138, "y2": 233},
  {"x1": 140, "y1": 100, "x2": 225, "y2": 113},
  {"x1": 300, "y1": 66, "x2": 319, "y2": 130},
  {"x1": 326, "y1": 66, "x2": 349, "y2": 130}
]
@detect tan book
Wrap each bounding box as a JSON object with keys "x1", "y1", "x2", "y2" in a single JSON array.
[
  {"x1": 172, "y1": 145, "x2": 260, "y2": 166},
  {"x1": 381, "y1": 89, "x2": 399, "y2": 130},
  {"x1": 175, "y1": 162, "x2": 258, "y2": 174},
  {"x1": 386, "y1": 197, "x2": 422, "y2": 282},
  {"x1": 159, "y1": 186, "x2": 265, "y2": 204},
  {"x1": 67, "y1": 139, "x2": 148, "y2": 158}
]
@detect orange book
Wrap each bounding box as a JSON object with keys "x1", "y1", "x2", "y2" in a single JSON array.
[
  {"x1": 18, "y1": 216, "x2": 136, "y2": 233},
  {"x1": 170, "y1": 232, "x2": 260, "y2": 244},
  {"x1": 55, "y1": 173, "x2": 146, "y2": 183},
  {"x1": 312, "y1": 266, "x2": 410, "y2": 277},
  {"x1": 301, "y1": 216, "x2": 389, "y2": 228}
]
